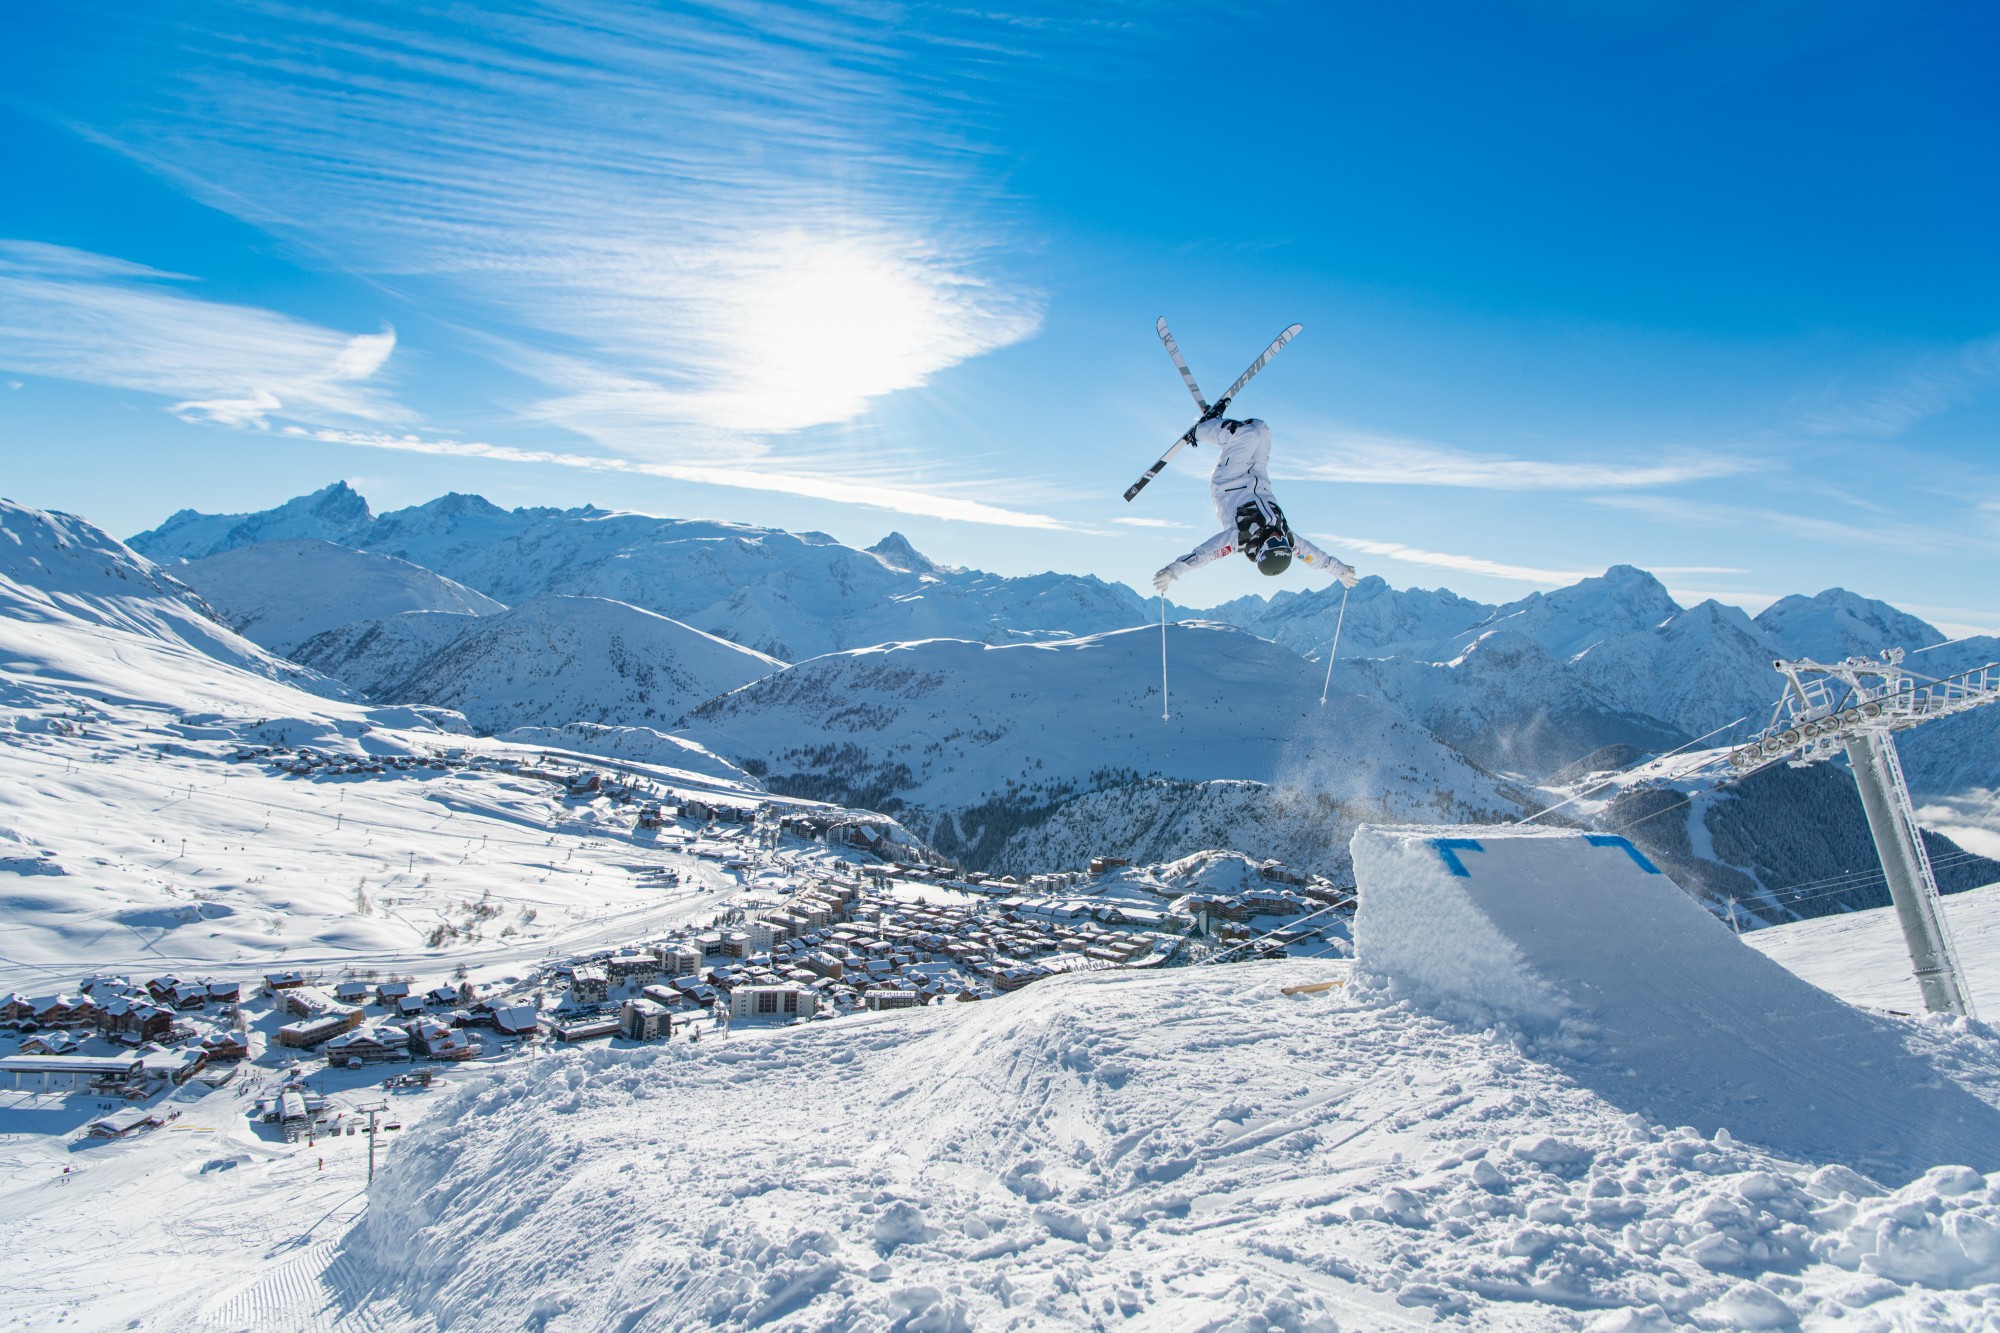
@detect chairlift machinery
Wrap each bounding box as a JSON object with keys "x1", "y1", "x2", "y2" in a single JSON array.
[{"x1": 1715, "y1": 649, "x2": 2000, "y2": 1018}]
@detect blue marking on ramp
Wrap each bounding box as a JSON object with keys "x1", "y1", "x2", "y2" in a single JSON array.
[
  {"x1": 1431, "y1": 838, "x2": 1485, "y2": 877},
  {"x1": 1585, "y1": 834, "x2": 1661, "y2": 873}
]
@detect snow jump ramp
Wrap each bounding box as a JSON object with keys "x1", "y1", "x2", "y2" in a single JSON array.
[{"x1": 1351, "y1": 823, "x2": 2000, "y2": 1183}]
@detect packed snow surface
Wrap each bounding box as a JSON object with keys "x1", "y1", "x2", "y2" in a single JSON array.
[
  {"x1": 1745, "y1": 880, "x2": 2000, "y2": 1017},
  {"x1": 315, "y1": 959, "x2": 2000, "y2": 1332},
  {"x1": 1352, "y1": 824, "x2": 2000, "y2": 1181}
]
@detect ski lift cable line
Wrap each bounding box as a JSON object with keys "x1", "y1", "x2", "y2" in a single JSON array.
[
  {"x1": 1512, "y1": 715, "x2": 1749, "y2": 827},
  {"x1": 1762, "y1": 847, "x2": 1997, "y2": 907}
]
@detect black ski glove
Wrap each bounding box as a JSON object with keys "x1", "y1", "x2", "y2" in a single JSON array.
[{"x1": 1200, "y1": 397, "x2": 1231, "y2": 422}]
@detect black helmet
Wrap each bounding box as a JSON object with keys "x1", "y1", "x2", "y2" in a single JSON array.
[{"x1": 1254, "y1": 533, "x2": 1293, "y2": 576}]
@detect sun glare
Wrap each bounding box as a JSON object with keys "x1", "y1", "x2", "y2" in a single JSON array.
[{"x1": 704, "y1": 233, "x2": 1022, "y2": 434}]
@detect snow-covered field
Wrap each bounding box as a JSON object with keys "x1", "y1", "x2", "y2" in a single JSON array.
[
  {"x1": 9, "y1": 827, "x2": 1991, "y2": 1332},
  {"x1": 1746, "y1": 881, "x2": 2000, "y2": 1017}
]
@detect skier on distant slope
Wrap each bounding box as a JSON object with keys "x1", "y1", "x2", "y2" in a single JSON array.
[{"x1": 1151, "y1": 405, "x2": 1359, "y2": 595}]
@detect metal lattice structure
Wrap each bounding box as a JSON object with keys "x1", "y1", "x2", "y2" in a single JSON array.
[
  {"x1": 1717, "y1": 650, "x2": 2000, "y2": 1017},
  {"x1": 1726, "y1": 652, "x2": 2000, "y2": 775}
]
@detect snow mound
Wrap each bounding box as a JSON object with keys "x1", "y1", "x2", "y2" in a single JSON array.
[
  {"x1": 333, "y1": 965, "x2": 2000, "y2": 1330},
  {"x1": 1351, "y1": 823, "x2": 2000, "y2": 1181}
]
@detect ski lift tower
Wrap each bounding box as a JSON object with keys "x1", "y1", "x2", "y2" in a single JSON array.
[{"x1": 1723, "y1": 650, "x2": 2000, "y2": 1018}]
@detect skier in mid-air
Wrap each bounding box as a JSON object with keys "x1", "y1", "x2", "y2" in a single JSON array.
[{"x1": 1151, "y1": 404, "x2": 1359, "y2": 595}]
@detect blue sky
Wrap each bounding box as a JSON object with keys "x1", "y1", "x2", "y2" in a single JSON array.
[{"x1": 3, "y1": 1, "x2": 1998, "y2": 630}]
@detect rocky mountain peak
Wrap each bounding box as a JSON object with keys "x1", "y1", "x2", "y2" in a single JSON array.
[{"x1": 867, "y1": 531, "x2": 939, "y2": 575}]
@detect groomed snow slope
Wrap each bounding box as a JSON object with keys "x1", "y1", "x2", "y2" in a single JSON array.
[
  {"x1": 1744, "y1": 881, "x2": 2000, "y2": 1017},
  {"x1": 1351, "y1": 824, "x2": 2000, "y2": 1181},
  {"x1": 324, "y1": 959, "x2": 2000, "y2": 1332}
]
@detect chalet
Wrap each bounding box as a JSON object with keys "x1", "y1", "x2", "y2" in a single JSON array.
[
  {"x1": 263, "y1": 971, "x2": 307, "y2": 994},
  {"x1": 728, "y1": 984, "x2": 817, "y2": 1021},
  {"x1": 279, "y1": 988, "x2": 361, "y2": 1025},
  {"x1": 144, "y1": 975, "x2": 186, "y2": 1002},
  {"x1": 28, "y1": 994, "x2": 95, "y2": 1028},
  {"x1": 407, "y1": 1019, "x2": 478, "y2": 1060},
  {"x1": 426, "y1": 986, "x2": 461, "y2": 1007},
  {"x1": 277, "y1": 1013, "x2": 362, "y2": 1048},
  {"x1": 204, "y1": 980, "x2": 242, "y2": 1004},
  {"x1": 138, "y1": 1044, "x2": 208, "y2": 1085},
  {"x1": 333, "y1": 981, "x2": 372, "y2": 1005},
  {"x1": 199, "y1": 1031, "x2": 250, "y2": 1061},
  {"x1": 98, "y1": 996, "x2": 176, "y2": 1043},
  {"x1": 376, "y1": 981, "x2": 413, "y2": 1005},
  {"x1": 489, "y1": 1005, "x2": 540, "y2": 1038},
  {"x1": 620, "y1": 997, "x2": 671, "y2": 1040},
  {"x1": 78, "y1": 975, "x2": 132, "y2": 997},
  {"x1": 394, "y1": 995, "x2": 427, "y2": 1018},
  {"x1": 1, "y1": 993, "x2": 31, "y2": 1024},
  {"x1": 1088, "y1": 856, "x2": 1131, "y2": 874},
  {"x1": 19, "y1": 1031, "x2": 79, "y2": 1056},
  {"x1": 569, "y1": 966, "x2": 609, "y2": 1006},
  {"x1": 636, "y1": 803, "x2": 667, "y2": 830},
  {"x1": 326, "y1": 1024, "x2": 412, "y2": 1065}
]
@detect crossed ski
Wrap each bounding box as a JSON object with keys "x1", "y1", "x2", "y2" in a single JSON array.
[{"x1": 1123, "y1": 319, "x2": 1303, "y2": 502}]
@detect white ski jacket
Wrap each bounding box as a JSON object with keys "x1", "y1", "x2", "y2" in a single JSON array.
[{"x1": 1152, "y1": 417, "x2": 1351, "y2": 591}]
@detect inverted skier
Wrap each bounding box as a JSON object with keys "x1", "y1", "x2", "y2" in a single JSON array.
[{"x1": 1151, "y1": 404, "x2": 1359, "y2": 595}]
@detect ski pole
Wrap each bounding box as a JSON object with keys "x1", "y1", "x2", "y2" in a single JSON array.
[
  {"x1": 1319, "y1": 583, "x2": 1350, "y2": 707},
  {"x1": 1159, "y1": 595, "x2": 1171, "y2": 722}
]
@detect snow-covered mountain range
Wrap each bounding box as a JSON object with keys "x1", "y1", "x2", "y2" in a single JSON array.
[
  {"x1": 134, "y1": 482, "x2": 1150, "y2": 662},
  {"x1": 173, "y1": 538, "x2": 504, "y2": 657},
  {"x1": 1219, "y1": 566, "x2": 2000, "y2": 792},
  {"x1": 113, "y1": 482, "x2": 2000, "y2": 908},
  {"x1": 291, "y1": 594, "x2": 783, "y2": 735},
  {"x1": 680, "y1": 623, "x2": 1516, "y2": 876}
]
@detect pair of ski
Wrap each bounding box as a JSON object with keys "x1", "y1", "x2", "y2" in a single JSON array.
[{"x1": 1123, "y1": 318, "x2": 1303, "y2": 502}]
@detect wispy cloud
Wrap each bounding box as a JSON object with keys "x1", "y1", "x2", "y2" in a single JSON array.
[
  {"x1": 1799, "y1": 334, "x2": 2000, "y2": 437},
  {"x1": 1590, "y1": 492, "x2": 1999, "y2": 557},
  {"x1": 1324, "y1": 533, "x2": 1589, "y2": 585},
  {"x1": 1113, "y1": 515, "x2": 1193, "y2": 530},
  {"x1": 0, "y1": 241, "x2": 403, "y2": 428},
  {"x1": 1282, "y1": 427, "x2": 1750, "y2": 491},
  {"x1": 288, "y1": 426, "x2": 1069, "y2": 531},
  {"x1": 73, "y1": 3, "x2": 1043, "y2": 449}
]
